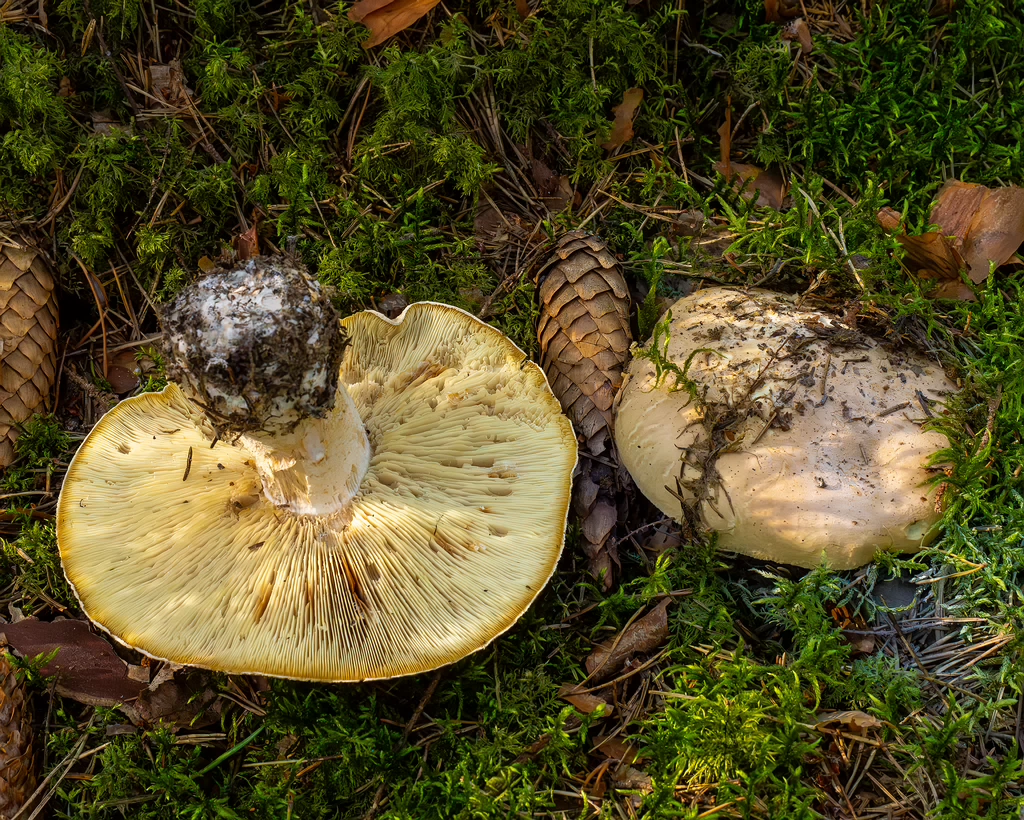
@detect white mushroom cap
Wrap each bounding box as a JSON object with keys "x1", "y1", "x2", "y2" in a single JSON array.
[
  {"x1": 57, "y1": 303, "x2": 576, "y2": 681},
  {"x1": 614, "y1": 288, "x2": 955, "y2": 569}
]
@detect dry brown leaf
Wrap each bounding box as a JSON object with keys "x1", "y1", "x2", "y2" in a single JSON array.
[
  {"x1": 815, "y1": 710, "x2": 883, "y2": 733},
  {"x1": 147, "y1": 59, "x2": 191, "y2": 108},
  {"x1": 585, "y1": 598, "x2": 670, "y2": 681},
  {"x1": 714, "y1": 114, "x2": 787, "y2": 209},
  {"x1": 1, "y1": 619, "x2": 148, "y2": 708},
  {"x1": 592, "y1": 735, "x2": 645, "y2": 765},
  {"x1": 610, "y1": 765, "x2": 653, "y2": 794},
  {"x1": 531, "y1": 158, "x2": 574, "y2": 212},
  {"x1": 714, "y1": 160, "x2": 788, "y2": 209},
  {"x1": 90, "y1": 110, "x2": 122, "y2": 135},
  {"x1": 559, "y1": 684, "x2": 614, "y2": 716},
  {"x1": 601, "y1": 88, "x2": 643, "y2": 151},
  {"x1": 233, "y1": 223, "x2": 260, "y2": 262},
  {"x1": 123, "y1": 670, "x2": 223, "y2": 730},
  {"x1": 376, "y1": 292, "x2": 410, "y2": 319},
  {"x1": 765, "y1": 0, "x2": 800, "y2": 22},
  {"x1": 348, "y1": 0, "x2": 442, "y2": 49},
  {"x1": 876, "y1": 206, "x2": 902, "y2": 232},
  {"x1": 105, "y1": 350, "x2": 141, "y2": 394},
  {"x1": 515, "y1": 0, "x2": 531, "y2": 19},
  {"x1": 781, "y1": 18, "x2": 813, "y2": 53},
  {"x1": 931, "y1": 180, "x2": 1024, "y2": 283},
  {"x1": 878, "y1": 181, "x2": 1024, "y2": 300}
]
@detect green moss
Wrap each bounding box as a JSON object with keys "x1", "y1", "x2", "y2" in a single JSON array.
[{"x1": 4, "y1": 0, "x2": 1024, "y2": 815}]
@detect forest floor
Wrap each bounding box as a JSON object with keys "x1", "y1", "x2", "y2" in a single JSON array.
[{"x1": 3, "y1": 0, "x2": 1024, "y2": 817}]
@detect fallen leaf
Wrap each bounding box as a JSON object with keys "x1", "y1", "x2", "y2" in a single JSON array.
[
  {"x1": 104, "y1": 349, "x2": 141, "y2": 394},
  {"x1": 781, "y1": 17, "x2": 813, "y2": 53},
  {"x1": 376, "y1": 292, "x2": 409, "y2": 319},
  {"x1": 610, "y1": 765, "x2": 653, "y2": 793},
  {"x1": 601, "y1": 88, "x2": 644, "y2": 151},
  {"x1": 931, "y1": 180, "x2": 1024, "y2": 283},
  {"x1": 147, "y1": 59, "x2": 192, "y2": 108},
  {"x1": 592, "y1": 735, "x2": 645, "y2": 765},
  {"x1": 585, "y1": 598, "x2": 670, "y2": 681},
  {"x1": 1, "y1": 619, "x2": 147, "y2": 707},
  {"x1": 515, "y1": 0, "x2": 531, "y2": 19},
  {"x1": 531, "y1": 158, "x2": 574, "y2": 211},
  {"x1": 714, "y1": 160, "x2": 788, "y2": 209},
  {"x1": 645, "y1": 526, "x2": 681, "y2": 556},
  {"x1": 559, "y1": 684, "x2": 615, "y2": 716},
  {"x1": 348, "y1": 0, "x2": 443, "y2": 49},
  {"x1": 714, "y1": 113, "x2": 788, "y2": 209},
  {"x1": 233, "y1": 224, "x2": 260, "y2": 261},
  {"x1": 90, "y1": 110, "x2": 122, "y2": 135},
  {"x1": 473, "y1": 199, "x2": 507, "y2": 247},
  {"x1": 198, "y1": 256, "x2": 217, "y2": 274},
  {"x1": 876, "y1": 206, "x2": 902, "y2": 232},
  {"x1": 815, "y1": 710, "x2": 883, "y2": 733},
  {"x1": 512, "y1": 734, "x2": 550, "y2": 764},
  {"x1": 765, "y1": 0, "x2": 800, "y2": 22},
  {"x1": 878, "y1": 182, "x2": 1024, "y2": 300},
  {"x1": 122, "y1": 669, "x2": 223, "y2": 730}
]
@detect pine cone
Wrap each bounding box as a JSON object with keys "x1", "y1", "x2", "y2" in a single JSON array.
[
  {"x1": 536, "y1": 232, "x2": 633, "y2": 589},
  {"x1": 0, "y1": 240, "x2": 59, "y2": 467},
  {"x1": 0, "y1": 651, "x2": 36, "y2": 820}
]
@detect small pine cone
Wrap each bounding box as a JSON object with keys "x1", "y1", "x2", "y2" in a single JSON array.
[
  {"x1": 536, "y1": 232, "x2": 633, "y2": 589},
  {"x1": 535, "y1": 231, "x2": 632, "y2": 454},
  {"x1": 0, "y1": 651, "x2": 36, "y2": 820},
  {"x1": 0, "y1": 240, "x2": 59, "y2": 467}
]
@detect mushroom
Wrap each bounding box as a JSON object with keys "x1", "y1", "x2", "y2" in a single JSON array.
[
  {"x1": 57, "y1": 257, "x2": 577, "y2": 682},
  {"x1": 613, "y1": 287, "x2": 955, "y2": 569}
]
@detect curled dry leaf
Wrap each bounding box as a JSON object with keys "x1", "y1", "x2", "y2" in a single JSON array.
[
  {"x1": 348, "y1": 0, "x2": 443, "y2": 49},
  {"x1": 559, "y1": 684, "x2": 615, "y2": 716},
  {"x1": 376, "y1": 292, "x2": 410, "y2": 319},
  {"x1": 147, "y1": 59, "x2": 192, "y2": 108},
  {"x1": 931, "y1": 180, "x2": 1024, "y2": 282},
  {"x1": 815, "y1": 710, "x2": 883, "y2": 733},
  {"x1": 713, "y1": 118, "x2": 788, "y2": 209},
  {"x1": 104, "y1": 349, "x2": 142, "y2": 394},
  {"x1": 781, "y1": 17, "x2": 813, "y2": 53},
  {"x1": 592, "y1": 735, "x2": 645, "y2": 765},
  {"x1": 765, "y1": 0, "x2": 800, "y2": 22},
  {"x1": 122, "y1": 669, "x2": 223, "y2": 730},
  {"x1": 531, "y1": 158, "x2": 575, "y2": 212},
  {"x1": 611, "y1": 765, "x2": 652, "y2": 793},
  {"x1": 877, "y1": 181, "x2": 1024, "y2": 301},
  {"x1": 601, "y1": 88, "x2": 643, "y2": 151},
  {"x1": 233, "y1": 223, "x2": 260, "y2": 262},
  {"x1": 585, "y1": 597, "x2": 671, "y2": 681},
  {"x1": 1, "y1": 619, "x2": 148, "y2": 708}
]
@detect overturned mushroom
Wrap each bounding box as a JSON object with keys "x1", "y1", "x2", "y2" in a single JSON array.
[
  {"x1": 57, "y1": 257, "x2": 577, "y2": 682},
  {"x1": 614, "y1": 287, "x2": 955, "y2": 569}
]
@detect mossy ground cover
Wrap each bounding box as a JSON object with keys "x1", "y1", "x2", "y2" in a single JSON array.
[{"x1": 2, "y1": 0, "x2": 1024, "y2": 816}]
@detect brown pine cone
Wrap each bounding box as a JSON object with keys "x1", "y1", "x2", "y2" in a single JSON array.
[
  {"x1": 0, "y1": 240, "x2": 59, "y2": 467},
  {"x1": 536, "y1": 232, "x2": 633, "y2": 589},
  {"x1": 536, "y1": 232, "x2": 632, "y2": 452},
  {"x1": 0, "y1": 651, "x2": 36, "y2": 820}
]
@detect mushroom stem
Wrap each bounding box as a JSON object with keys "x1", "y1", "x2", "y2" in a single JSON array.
[{"x1": 239, "y1": 382, "x2": 370, "y2": 516}]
